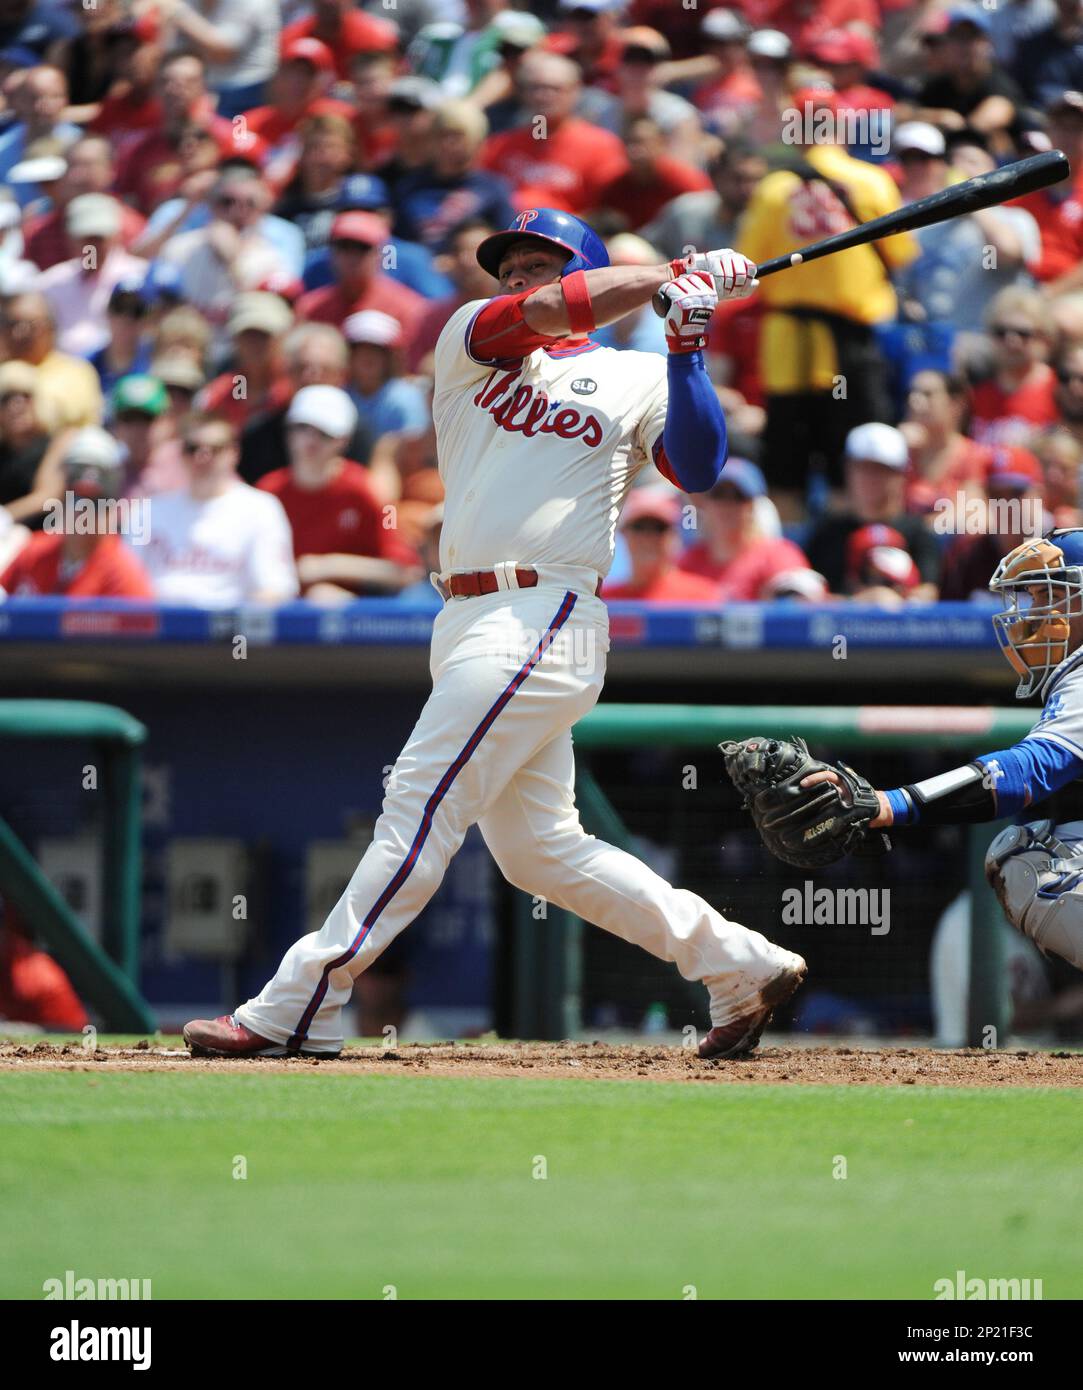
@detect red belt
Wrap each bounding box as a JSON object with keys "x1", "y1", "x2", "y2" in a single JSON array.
[
  {"x1": 443, "y1": 568, "x2": 604, "y2": 598},
  {"x1": 447, "y1": 567, "x2": 539, "y2": 598}
]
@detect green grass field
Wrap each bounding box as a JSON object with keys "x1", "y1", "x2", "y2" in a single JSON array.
[{"x1": 2, "y1": 1061, "x2": 1081, "y2": 1300}]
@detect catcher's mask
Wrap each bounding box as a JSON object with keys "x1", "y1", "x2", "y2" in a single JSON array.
[{"x1": 989, "y1": 530, "x2": 1083, "y2": 698}]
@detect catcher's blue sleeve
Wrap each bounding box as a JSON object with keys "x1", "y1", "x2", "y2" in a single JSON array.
[
  {"x1": 885, "y1": 737, "x2": 1083, "y2": 825},
  {"x1": 652, "y1": 352, "x2": 727, "y2": 493}
]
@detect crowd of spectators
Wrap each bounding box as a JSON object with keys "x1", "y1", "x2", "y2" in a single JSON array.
[{"x1": 1, "y1": 0, "x2": 1082, "y2": 607}]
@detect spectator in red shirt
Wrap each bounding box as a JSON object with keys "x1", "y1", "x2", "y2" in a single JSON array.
[
  {"x1": 0, "y1": 427, "x2": 154, "y2": 599},
  {"x1": 1014, "y1": 91, "x2": 1083, "y2": 291},
  {"x1": 22, "y1": 135, "x2": 146, "y2": 271},
  {"x1": 258, "y1": 384, "x2": 419, "y2": 601},
  {"x1": 281, "y1": 0, "x2": 399, "y2": 84},
  {"x1": 84, "y1": 14, "x2": 165, "y2": 144},
  {"x1": 408, "y1": 216, "x2": 500, "y2": 373},
  {"x1": 1036, "y1": 428, "x2": 1083, "y2": 529},
  {"x1": 678, "y1": 459, "x2": 812, "y2": 601},
  {"x1": 584, "y1": 26, "x2": 704, "y2": 167},
  {"x1": 901, "y1": 368, "x2": 993, "y2": 520},
  {"x1": 199, "y1": 292, "x2": 295, "y2": 432},
  {"x1": 241, "y1": 38, "x2": 355, "y2": 160},
  {"x1": 1053, "y1": 340, "x2": 1083, "y2": 451},
  {"x1": 347, "y1": 51, "x2": 399, "y2": 171},
  {"x1": 940, "y1": 452, "x2": 1046, "y2": 600},
  {"x1": 690, "y1": 9, "x2": 762, "y2": 136},
  {"x1": 295, "y1": 211, "x2": 426, "y2": 348},
  {"x1": 603, "y1": 487, "x2": 722, "y2": 604},
  {"x1": 544, "y1": 0, "x2": 625, "y2": 93},
  {"x1": 810, "y1": 30, "x2": 894, "y2": 120},
  {"x1": 477, "y1": 51, "x2": 628, "y2": 213},
  {"x1": 969, "y1": 287, "x2": 1058, "y2": 445},
  {"x1": 595, "y1": 115, "x2": 711, "y2": 231},
  {"x1": 113, "y1": 53, "x2": 254, "y2": 214}
]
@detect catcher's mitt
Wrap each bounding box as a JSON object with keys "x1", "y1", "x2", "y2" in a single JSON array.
[{"x1": 720, "y1": 736, "x2": 891, "y2": 869}]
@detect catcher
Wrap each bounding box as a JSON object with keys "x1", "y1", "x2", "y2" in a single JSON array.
[{"x1": 724, "y1": 529, "x2": 1083, "y2": 976}]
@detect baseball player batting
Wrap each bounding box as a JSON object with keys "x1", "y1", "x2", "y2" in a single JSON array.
[
  {"x1": 184, "y1": 208, "x2": 806, "y2": 1062},
  {"x1": 722, "y1": 528, "x2": 1083, "y2": 975}
]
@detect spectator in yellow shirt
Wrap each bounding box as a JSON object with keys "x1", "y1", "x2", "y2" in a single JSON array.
[
  {"x1": 0, "y1": 290, "x2": 104, "y2": 429},
  {"x1": 737, "y1": 86, "x2": 918, "y2": 519}
]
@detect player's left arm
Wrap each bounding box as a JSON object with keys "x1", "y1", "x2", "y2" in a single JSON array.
[{"x1": 811, "y1": 738, "x2": 1083, "y2": 829}]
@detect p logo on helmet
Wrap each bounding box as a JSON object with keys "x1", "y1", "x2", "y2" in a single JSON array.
[{"x1": 989, "y1": 529, "x2": 1083, "y2": 698}]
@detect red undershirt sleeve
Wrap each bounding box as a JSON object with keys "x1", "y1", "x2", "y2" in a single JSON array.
[{"x1": 468, "y1": 289, "x2": 564, "y2": 362}]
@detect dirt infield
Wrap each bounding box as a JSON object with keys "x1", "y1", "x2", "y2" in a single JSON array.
[{"x1": 2, "y1": 1039, "x2": 1082, "y2": 1085}]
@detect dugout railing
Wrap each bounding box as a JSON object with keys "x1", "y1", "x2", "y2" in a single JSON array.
[
  {"x1": 508, "y1": 704, "x2": 1035, "y2": 1048},
  {"x1": 0, "y1": 700, "x2": 155, "y2": 1032}
]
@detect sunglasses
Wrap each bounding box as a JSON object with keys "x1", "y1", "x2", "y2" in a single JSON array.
[
  {"x1": 624, "y1": 517, "x2": 670, "y2": 534},
  {"x1": 991, "y1": 324, "x2": 1037, "y2": 339},
  {"x1": 215, "y1": 194, "x2": 260, "y2": 211},
  {"x1": 182, "y1": 438, "x2": 232, "y2": 456}
]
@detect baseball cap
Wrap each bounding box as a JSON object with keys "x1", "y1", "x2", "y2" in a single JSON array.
[
  {"x1": 620, "y1": 486, "x2": 681, "y2": 528},
  {"x1": 281, "y1": 36, "x2": 335, "y2": 73},
  {"x1": 702, "y1": 9, "x2": 749, "y2": 42},
  {"x1": 0, "y1": 360, "x2": 39, "y2": 398},
  {"x1": 150, "y1": 353, "x2": 205, "y2": 393},
  {"x1": 108, "y1": 278, "x2": 150, "y2": 314},
  {"x1": 762, "y1": 567, "x2": 830, "y2": 600},
  {"x1": 1049, "y1": 91, "x2": 1083, "y2": 119},
  {"x1": 141, "y1": 260, "x2": 184, "y2": 306},
  {"x1": 747, "y1": 29, "x2": 792, "y2": 61},
  {"x1": 791, "y1": 83, "x2": 838, "y2": 114},
  {"x1": 987, "y1": 444, "x2": 1044, "y2": 492},
  {"x1": 110, "y1": 374, "x2": 168, "y2": 419},
  {"x1": 387, "y1": 76, "x2": 442, "y2": 111},
  {"x1": 894, "y1": 121, "x2": 947, "y2": 157},
  {"x1": 227, "y1": 291, "x2": 294, "y2": 338},
  {"x1": 330, "y1": 210, "x2": 390, "y2": 247},
  {"x1": 490, "y1": 10, "x2": 547, "y2": 48},
  {"x1": 847, "y1": 524, "x2": 921, "y2": 591},
  {"x1": 845, "y1": 422, "x2": 909, "y2": 470},
  {"x1": 338, "y1": 174, "x2": 391, "y2": 212},
  {"x1": 810, "y1": 30, "x2": 874, "y2": 66},
  {"x1": 286, "y1": 384, "x2": 358, "y2": 439},
  {"x1": 66, "y1": 193, "x2": 121, "y2": 239},
  {"x1": 710, "y1": 458, "x2": 767, "y2": 499},
  {"x1": 620, "y1": 25, "x2": 671, "y2": 59},
  {"x1": 0, "y1": 44, "x2": 40, "y2": 69},
  {"x1": 558, "y1": 0, "x2": 623, "y2": 11},
  {"x1": 7, "y1": 153, "x2": 67, "y2": 185},
  {"x1": 63, "y1": 425, "x2": 126, "y2": 481},
  {"x1": 946, "y1": 6, "x2": 992, "y2": 35},
  {"x1": 344, "y1": 309, "x2": 404, "y2": 348}
]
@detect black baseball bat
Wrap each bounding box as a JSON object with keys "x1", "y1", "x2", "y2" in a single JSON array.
[{"x1": 653, "y1": 149, "x2": 1070, "y2": 312}]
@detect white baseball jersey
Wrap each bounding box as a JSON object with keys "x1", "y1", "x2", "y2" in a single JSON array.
[
  {"x1": 432, "y1": 298, "x2": 670, "y2": 578},
  {"x1": 139, "y1": 481, "x2": 299, "y2": 606},
  {"x1": 1024, "y1": 650, "x2": 1083, "y2": 760}
]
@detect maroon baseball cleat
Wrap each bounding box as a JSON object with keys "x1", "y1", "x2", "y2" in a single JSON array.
[
  {"x1": 182, "y1": 1014, "x2": 340, "y2": 1059},
  {"x1": 698, "y1": 957, "x2": 807, "y2": 1061}
]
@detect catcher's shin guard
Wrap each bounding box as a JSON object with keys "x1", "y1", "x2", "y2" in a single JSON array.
[{"x1": 985, "y1": 820, "x2": 1083, "y2": 970}]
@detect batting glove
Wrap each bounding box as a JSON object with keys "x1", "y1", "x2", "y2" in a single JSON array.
[
  {"x1": 659, "y1": 270, "x2": 718, "y2": 354},
  {"x1": 670, "y1": 249, "x2": 758, "y2": 300}
]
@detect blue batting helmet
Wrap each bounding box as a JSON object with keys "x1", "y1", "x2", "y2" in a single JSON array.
[{"x1": 475, "y1": 208, "x2": 609, "y2": 279}]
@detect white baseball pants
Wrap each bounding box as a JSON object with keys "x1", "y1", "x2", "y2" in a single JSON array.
[{"x1": 235, "y1": 581, "x2": 795, "y2": 1052}]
